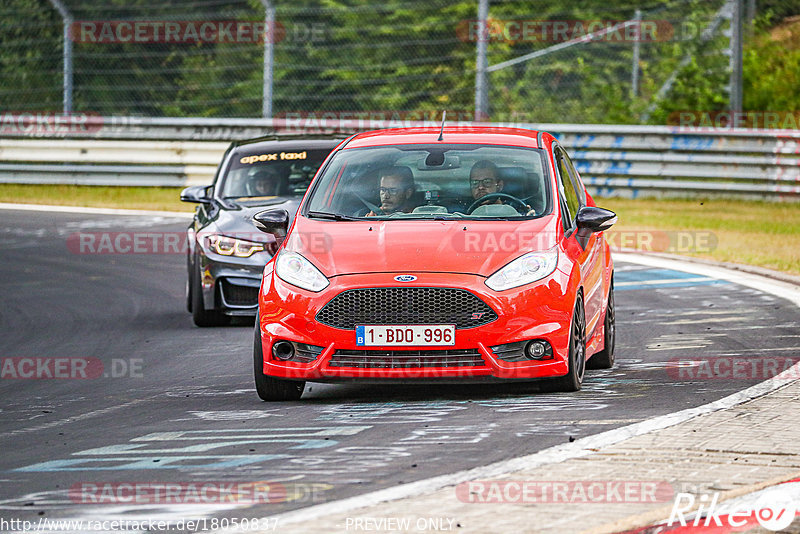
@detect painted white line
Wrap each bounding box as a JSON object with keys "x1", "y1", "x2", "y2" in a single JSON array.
[
  {"x1": 259, "y1": 252, "x2": 800, "y2": 530},
  {"x1": 0, "y1": 202, "x2": 192, "y2": 218},
  {"x1": 616, "y1": 277, "x2": 713, "y2": 287},
  {"x1": 618, "y1": 252, "x2": 800, "y2": 308},
  {"x1": 3, "y1": 399, "x2": 148, "y2": 437}
]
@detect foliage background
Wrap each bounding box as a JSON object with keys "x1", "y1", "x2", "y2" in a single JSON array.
[{"x1": 1, "y1": 0, "x2": 799, "y2": 123}]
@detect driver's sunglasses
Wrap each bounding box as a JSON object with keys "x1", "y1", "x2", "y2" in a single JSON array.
[
  {"x1": 470, "y1": 178, "x2": 498, "y2": 188},
  {"x1": 379, "y1": 187, "x2": 402, "y2": 195}
]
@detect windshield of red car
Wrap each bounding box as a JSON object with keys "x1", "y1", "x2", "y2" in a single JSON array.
[{"x1": 304, "y1": 144, "x2": 551, "y2": 219}]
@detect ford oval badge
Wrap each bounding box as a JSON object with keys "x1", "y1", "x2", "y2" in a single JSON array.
[{"x1": 394, "y1": 275, "x2": 417, "y2": 282}]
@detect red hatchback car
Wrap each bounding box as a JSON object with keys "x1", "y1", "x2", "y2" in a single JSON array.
[{"x1": 252, "y1": 127, "x2": 616, "y2": 400}]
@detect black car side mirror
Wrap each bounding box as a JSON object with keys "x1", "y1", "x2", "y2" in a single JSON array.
[
  {"x1": 253, "y1": 209, "x2": 290, "y2": 238},
  {"x1": 180, "y1": 185, "x2": 212, "y2": 204},
  {"x1": 575, "y1": 206, "x2": 617, "y2": 249},
  {"x1": 576, "y1": 206, "x2": 617, "y2": 233}
]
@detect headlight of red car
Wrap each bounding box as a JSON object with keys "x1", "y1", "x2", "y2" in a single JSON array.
[
  {"x1": 275, "y1": 251, "x2": 330, "y2": 292},
  {"x1": 485, "y1": 247, "x2": 558, "y2": 291}
]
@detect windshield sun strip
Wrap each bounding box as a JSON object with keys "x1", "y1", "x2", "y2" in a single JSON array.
[{"x1": 301, "y1": 144, "x2": 551, "y2": 219}]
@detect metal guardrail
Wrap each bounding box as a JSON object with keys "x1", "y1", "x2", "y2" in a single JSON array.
[
  {"x1": 1, "y1": 117, "x2": 799, "y2": 198},
  {"x1": 0, "y1": 163, "x2": 186, "y2": 187}
]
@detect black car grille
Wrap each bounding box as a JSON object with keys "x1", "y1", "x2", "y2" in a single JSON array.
[
  {"x1": 220, "y1": 280, "x2": 259, "y2": 306},
  {"x1": 315, "y1": 288, "x2": 497, "y2": 330},
  {"x1": 328, "y1": 349, "x2": 485, "y2": 368}
]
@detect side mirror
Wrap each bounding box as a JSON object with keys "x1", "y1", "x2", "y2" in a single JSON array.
[
  {"x1": 253, "y1": 209, "x2": 290, "y2": 238},
  {"x1": 575, "y1": 206, "x2": 617, "y2": 249},
  {"x1": 576, "y1": 206, "x2": 617, "y2": 233},
  {"x1": 180, "y1": 185, "x2": 212, "y2": 204}
]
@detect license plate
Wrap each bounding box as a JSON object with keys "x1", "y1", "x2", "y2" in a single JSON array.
[{"x1": 356, "y1": 325, "x2": 455, "y2": 346}]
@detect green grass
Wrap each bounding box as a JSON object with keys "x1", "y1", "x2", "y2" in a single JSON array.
[
  {"x1": 1, "y1": 185, "x2": 798, "y2": 275},
  {"x1": 597, "y1": 197, "x2": 800, "y2": 276},
  {"x1": 0, "y1": 184, "x2": 192, "y2": 212}
]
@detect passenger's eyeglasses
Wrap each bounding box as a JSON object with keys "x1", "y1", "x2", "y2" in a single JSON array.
[
  {"x1": 470, "y1": 178, "x2": 497, "y2": 188},
  {"x1": 379, "y1": 187, "x2": 402, "y2": 195}
]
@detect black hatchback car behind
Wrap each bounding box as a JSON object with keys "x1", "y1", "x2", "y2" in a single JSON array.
[{"x1": 181, "y1": 137, "x2": 339, "y2": 326}]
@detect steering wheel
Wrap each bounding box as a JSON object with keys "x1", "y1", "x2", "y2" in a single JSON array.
[{"x1": 467, "y1": 193, "x2": 529, "y2": 214}]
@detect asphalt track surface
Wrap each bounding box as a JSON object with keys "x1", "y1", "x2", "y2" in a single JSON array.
[{"x1": 1, "y1": 208, "x2": 799, "y2": 532}]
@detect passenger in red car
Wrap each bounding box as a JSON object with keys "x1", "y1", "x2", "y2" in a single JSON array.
[{"x1": 368, "y1": 166, "x2": 416, "y2": 215}]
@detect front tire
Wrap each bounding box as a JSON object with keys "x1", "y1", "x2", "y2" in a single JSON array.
[
  {"x1": 253, "y1": 318, "x2": 305, "y2": 401},
  {"x1": 587, "y1": 282, "x2": 615, "y2": 370},
  {"x1": 550, "y1": 293, "x2": 586, "y2": 392},
  {"x1": 185, "y1": 275, "x2": 193, "y2": 313}
]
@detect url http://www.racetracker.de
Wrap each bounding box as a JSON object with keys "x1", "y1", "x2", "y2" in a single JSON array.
[{"x1": 0, "y1": 516, "x2": 280, "y2": 532}]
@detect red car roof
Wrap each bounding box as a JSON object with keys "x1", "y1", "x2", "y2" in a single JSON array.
[{"x1": 344, "y1": 127, "x2": 541, "y2": 149}]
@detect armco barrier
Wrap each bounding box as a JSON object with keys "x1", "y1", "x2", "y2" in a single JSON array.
[{"x1": 0, "y1": 117, "x2": 798, "y2": 199}]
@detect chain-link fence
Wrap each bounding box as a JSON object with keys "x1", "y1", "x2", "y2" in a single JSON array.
[
  {"x1": 1, "y1": 0, "x2": 737, "y2": 124},
  {"x1": 486, "y1": 0, "x2": 733, "y2": 124}
]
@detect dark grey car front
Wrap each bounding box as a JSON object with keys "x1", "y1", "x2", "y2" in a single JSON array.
[{"x1": 181, "y1": 138, "x2": 339, "y2": 326}]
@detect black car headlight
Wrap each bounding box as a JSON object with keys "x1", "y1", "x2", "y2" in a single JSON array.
[{"x1": 206, "y1": 235, "x2": 265, "y2": 258}]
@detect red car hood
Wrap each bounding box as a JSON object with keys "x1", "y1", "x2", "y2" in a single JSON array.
[{"x1": 283, "y1": 215, "x2": 559, "y2": 277}]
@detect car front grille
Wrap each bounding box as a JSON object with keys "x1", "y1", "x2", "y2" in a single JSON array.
[
  {"x1": 220, "y1": 279, "x2": 259, "y2": 306},
  {"x1": 328, "y1": 349, "x2": 485, "y2": 368},
  {"x1": 315, "y1": 287, "x2": 497, "y2": 330}
]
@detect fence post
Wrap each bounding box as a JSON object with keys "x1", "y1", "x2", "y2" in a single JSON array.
[
  {"x1": 632, "y1": 9, "x2": 642, "y2": 98},
  {"x1": 47, "y1": 0, "x2": 73, "y2": 114},
  {"x1": 260, "y1": 0, "x2": 275, "y2": 118},
  {"x1": 474, "y1": 0, "x2": 489, "y2": 120},
  {"x1": 729, "y1": 0, "x2": 744, "y2": 124}
]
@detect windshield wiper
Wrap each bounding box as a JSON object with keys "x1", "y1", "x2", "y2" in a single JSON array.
[{"x1": 306, "y1": 210, "x2": 358, "y2": 221}]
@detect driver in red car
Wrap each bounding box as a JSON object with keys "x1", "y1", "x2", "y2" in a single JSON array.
[
  {"x1": 470, "y1": 160, "x2": 535, "y2": 215},
  {"x1": 469, "y1": 160, "x2": 505, "y2": 205}
]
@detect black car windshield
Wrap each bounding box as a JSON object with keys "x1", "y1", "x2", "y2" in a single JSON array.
[
  {"x1": 219, "y1": 148, "x2": 331, "y2": 199},
  {"x1": 304, "y1": 144, "x2": 550, "y2": 219}
]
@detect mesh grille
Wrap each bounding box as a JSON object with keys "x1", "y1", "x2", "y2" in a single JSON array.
[
  {"x1": 292, "y1": 343, "x2": 325, "y2": 363},
  {"x1": 220, "y1": 280, "x2": 259, "y2": 306},
  {"x1": 329, "y1": 349, "x2": 485, "y2": 369},
  {"x1": 316, "y1": 288, "x2": 497, "y2": 330}
]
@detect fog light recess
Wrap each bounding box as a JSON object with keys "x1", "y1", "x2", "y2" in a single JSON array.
[
  {"x1": 525, "y1": 340, "x2": 553, "y2": 360},
  {"x1": 272, "y1": 340, "x2": 295, "y2": 361}
]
